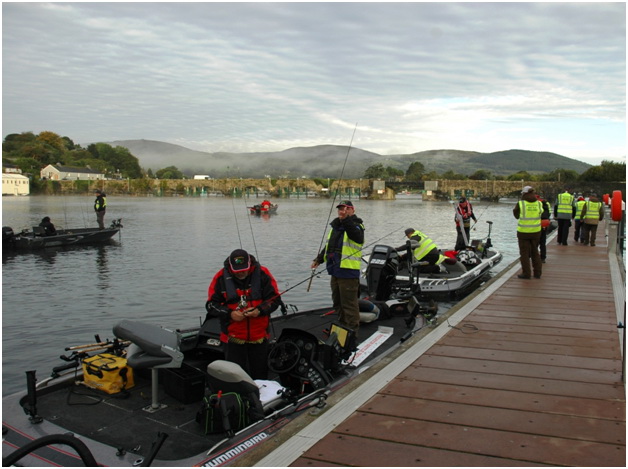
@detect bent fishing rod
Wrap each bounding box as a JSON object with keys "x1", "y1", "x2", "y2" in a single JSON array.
[
  {"x1": 307, "y1": 123, "x2": 358, "y2": 292},
  {"x1": 207, "y1": 225, "x2": 405, "y2": 317}
]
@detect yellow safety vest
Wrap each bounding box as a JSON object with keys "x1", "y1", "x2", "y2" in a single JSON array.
[
  {"x1": 324, "y1": 227, "x2": 364, "y2": 270},
  {"x1": 574, "y1": 200, "x2": 586, "y2": 220},
  {"x1": 410, "y1": 230, "x2": 439, "y2": 262},
  {"x1": 517, "y1": 200, "x2": 543, "y2": 233},
  {"x1": 583, "y1": 201, "x2": 602, "y2": 222},
  {"x1": 556, "y1": 192, "x2": 574, "y2": 218}
]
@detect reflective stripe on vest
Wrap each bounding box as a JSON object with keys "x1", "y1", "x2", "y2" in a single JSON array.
[
  {"x1": 556, "y1": 192, "x2": 574, "y2": 216},
  {"x1": 583, "y1": 201, "x2": 602, "y2": 222},
  {"x1": 517, "y1": 200, "x2": 542, "y2": 233},
  {"x1": 575, "y1": 200, "x2": 586, "y2": 220},
  {"x1": 325, "y1": 227, "x2": 364, "y2": 270},
  {"x1": 411, "y1": 230, "x2": 438, "y2": 261}
]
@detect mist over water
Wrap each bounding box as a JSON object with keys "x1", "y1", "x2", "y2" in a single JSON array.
[{"x1": 2, "y1": 196, "x2": 520, "y2": 396}]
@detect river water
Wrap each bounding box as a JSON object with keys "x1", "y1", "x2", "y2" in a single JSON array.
[{"x1": 2, "y1": 195, "x2": 520, "y2": 396}]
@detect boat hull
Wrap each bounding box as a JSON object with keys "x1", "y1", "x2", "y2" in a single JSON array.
[{"x1": 6, "y1": 227, "x2": 119, "y2": 251}]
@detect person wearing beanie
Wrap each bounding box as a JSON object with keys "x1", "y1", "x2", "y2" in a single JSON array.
[
  {"x1": 38, "y1": 216, "x2": 57, "y2": 236},
  {"x1": 205, "y1": 248, "x2": 281, "y2": 379}
]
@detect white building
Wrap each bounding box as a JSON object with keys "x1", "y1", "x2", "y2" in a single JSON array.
[
  {"x1": 2, "y1": 173, "x2": 30, "y2": 195},
  {"x1": 40, "y1": 164, "x2": 104, "y2": 181},
  {"x1": 194, "y1": 175, "x2": 212, "y2": 180}
]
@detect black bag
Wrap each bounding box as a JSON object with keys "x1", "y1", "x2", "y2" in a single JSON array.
[{"x1": 196, "y1": 391, "x2": 250, "y2": 436}]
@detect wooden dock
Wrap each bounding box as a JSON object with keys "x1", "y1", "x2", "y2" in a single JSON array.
[{"x1": 253, "y1": 220, "x2": 626, "y2": 467}]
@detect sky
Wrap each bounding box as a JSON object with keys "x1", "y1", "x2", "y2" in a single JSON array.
[{"x1": 2, "y1": 2, "x2": 626, "y2": 166}]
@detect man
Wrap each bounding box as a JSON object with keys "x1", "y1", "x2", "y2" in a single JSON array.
[
  {"x1": 553, "y1": 188, "x2": 575, "y2": 245},
  {"x1": 311, "y1": 200, "x2": 365, "y2": 337},
  {"x1": 396, "y1": 228, "x2": 444, "y2": 273},
  {"x1": 573, "y1": 196, "x2": 587, "y2": 243},
  {"x1": 454, "y1": 197, "x2": 477, "y2": 251},
  {"x1": 94, "y1": 189, "x2": 107, "y2": 229},
  {"x1": 206, "y1": 249, "x2": 281, "y2": 380},
  {"x1": 536, "y1": 194, "x2": 551, "y2": 263},
  {"x1": 514, "y1": 186, "x2": 547, "y2": 279},
  {"x1": 580, "y1": 194, "x2": 604, "y2": 246},
  {"x1": 39, "y1": 216, "x2": 57, "y2": 236}
]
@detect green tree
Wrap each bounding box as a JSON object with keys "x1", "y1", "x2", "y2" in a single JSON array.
[
  {"x1": 405, "y1": 161, "x2": 425, "y2": 182},
  {"x1": 363, "y1": 163, "x2": 387, "y2": 179},
  {"x1": 441, "y1": 170, "x2": 467, "y2": 180},
  {"x1": 579, "y1": 160, "x2": 626, "y2": 182},
  {"x1": 469, "y1": 169, "x2": 493, "y2": 180},
  {"x1": 156, "y1": 166, "x2": 184, "y2": 179}
]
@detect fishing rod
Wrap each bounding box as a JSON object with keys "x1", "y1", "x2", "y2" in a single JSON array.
[
  {"x1": 240, "y1": 183, "x2": 261, "y2": 262},
  {"x1": 307, "y1": 123, "x2": 358, "y2": 292}
]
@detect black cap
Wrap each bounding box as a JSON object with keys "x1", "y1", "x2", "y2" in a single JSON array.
[
  {"x1": 336, "y1": 200, "x2": 354, "y2": 208},
  {"x1": 404, "y1": 228, "x2": 415, "y2": 236},
  {"x1": 228, "y1": 249, "x2": 251, "y2": 273}
]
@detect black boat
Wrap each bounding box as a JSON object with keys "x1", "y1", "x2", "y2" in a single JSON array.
[
  {"x1": 248, "y1": 203, "x2": 278, "y2": 216},
  {"x1": 2, "y1": 295, "x2": 438, "y2": 467},
  {"x1": 2, "y1": 219, "x2": 122, "y2": 251}
]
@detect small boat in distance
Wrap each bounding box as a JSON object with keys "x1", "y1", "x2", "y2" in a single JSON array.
[
  {"x1": 248, "y1": 201, "x2": 278, "y2": 215},
  {"x1": 2, "y1": 219, "x2": 122, "y2": 251}
]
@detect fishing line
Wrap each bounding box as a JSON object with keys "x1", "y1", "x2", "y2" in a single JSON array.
[
  {"x1": 307, "y1": 123, "x2": 358, "y2": 291},
  {"x1": 230, "y1": 188, "x2": 244, "y2": 249},
  {"x1": 241, "y1": 184, "x2": 261, "y2": 262}
]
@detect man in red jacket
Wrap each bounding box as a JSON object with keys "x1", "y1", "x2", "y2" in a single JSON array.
[{"x1": 206, "y1": 249, "x2": 281, "y2": 379}]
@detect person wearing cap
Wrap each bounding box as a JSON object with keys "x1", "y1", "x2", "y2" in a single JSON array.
[
  {"x1": 573, "y1": 196, "x2": 587, "y2": 243},
  {"x1": 311, "y1": 200, "x2": 365, "y2": 337},
  {"x1": 454, "y1": 196, "x2": 477, "y2": 251},
  {"x1": 38, "y1": 216, "x2": 57, "y2": 236},
  {"x1": 553, "y1": 188, "x2": 575, "y2": 245},
  {"x1": 580, "y1": 193, "x2": 604, "y2": 246},
  {"x1": 94, "y1": 189, "x2": 107, "y2": 230},
  {"x1": 396, "y1": 228, "x2": 445, "y2": 273},
  {"x1": 513, "y1": 186, "x2": 548, "y2": 279},
  {"x1": 206, "y1": 249, "x2": 281, "y2": 379}
]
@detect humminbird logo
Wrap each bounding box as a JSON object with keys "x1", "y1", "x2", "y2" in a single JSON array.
[{"x1": 202, "y1": 432, "x2": 269, "y2": 467}]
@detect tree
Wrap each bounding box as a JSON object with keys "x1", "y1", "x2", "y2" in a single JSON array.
[
  {"x1": 156, "y1": 166, "x2": 184, "y2": 179},
  {"x1": 579, "y1": 160, "x2": 626, "y2": 182},
  {"x1": 469, "y1": 169, "x2": 493, "y2": 180},
  {"x1": 441, "y1": 170, "x2": 467, "y2": 180},
  {"x1": 37, "y1": 131, "x2": 66, "y2": 153},
  {"x1": 405, "y1": 161, "x2": 425, "y2": 182},
  {"x1": 363, "y1": 163, "x2": 387, "y2": 179}
]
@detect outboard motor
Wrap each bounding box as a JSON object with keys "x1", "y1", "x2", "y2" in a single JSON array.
[
  {"x1": 365, "y1": 245, "x2": 399, "y2": 301},
  {"x1": 3, "y1": 226, "x2": 15, "y2": 249}
]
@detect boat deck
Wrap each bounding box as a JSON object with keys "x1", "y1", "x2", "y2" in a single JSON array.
[{"x1": 252, "y1": 219, "x2": 626, "y2": 467}]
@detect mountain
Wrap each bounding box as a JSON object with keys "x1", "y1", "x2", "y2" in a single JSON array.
[{"x1": 105, "y1": 139, "x2": 592, "y2": 178}]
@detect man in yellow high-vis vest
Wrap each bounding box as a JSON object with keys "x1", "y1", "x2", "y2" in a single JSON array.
[
  {"x1": 312, "y1": 200, "x2": 365, "y2": 337},
  {"x1": 580, "y1": 194, "x2": 604, "y2": 246},
  {"x1": 514, "y1": 186, "x2": 548, "y2": 279},
  {"x1": 553, "y1": 188, "x2": 575, "y2": 245}
]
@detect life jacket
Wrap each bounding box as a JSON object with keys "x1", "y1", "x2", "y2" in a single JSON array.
[
  {"x1": 555, "y1": 192, "x2": 574, "y2": 219},
  {"x1": 455, "y1": 202, "x2": 474, "y2": 228},
  {"x1": 409, "y1": 230, "x2": 442, "y2": 263},
  {"x1": 575, "y1": 200, "x2": 587, "y2": 220},
  {"x1": 220, "y1": 263, "x2": 270, "y2": 344},
  {"x1": 583, "y1": 201, "x2": 602, "y2": 222},
  {"x1": 95, "y1": 195, "x2": 107, "y2": 211},
  {"x1": 517, "y1": 200, "x2": 543, "y2": 233},
  {"x1": 324, "y1": 225, "x2": 364, "y2": 271}
]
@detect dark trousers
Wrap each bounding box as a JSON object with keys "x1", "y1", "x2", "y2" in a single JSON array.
[
  {"x1": 455, "y1": 226, "x2": 471, "y2": 251},
  {"x1": 539, "y1": 228, "x2": 547, "y2": 260},
  {"x1": 517, "y1": 231, "x2": 542, "y2": 278},
  {"x1": 225, "y1": 340, "x2": 269, "y2": 380},
  {"x1": 556, "y1": 219, "x2": 571, "y2": 245},
  {"x1": 574, "y1": 220, "x2": 584, "y2": 242},
  {"x1": 96, "y1": 210, "x2": 106, "y2": 230},
  {"x1": 581, "y1": 223, "x2": 599, "y2": 246},
  {"x1": 330, "y1": 276, "x2": 360, "y2": 334}
]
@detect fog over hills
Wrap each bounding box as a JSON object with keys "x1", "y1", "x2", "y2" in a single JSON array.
[{"x1": 106, "y1": 139, "x2": 592, "y2": 178}]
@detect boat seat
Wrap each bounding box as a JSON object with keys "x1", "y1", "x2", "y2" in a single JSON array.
[
  {"x1": 206, "y1": 360, "x2": 283, "y2": 417},
  {"x1": 113, "y1": 319, "x2": 184, "y2": 412},
  {"x1": 32, "y1": 226, "x2": 45, "y2": 237}
]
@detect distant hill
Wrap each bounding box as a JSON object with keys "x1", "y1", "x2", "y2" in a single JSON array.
[{"x1": 104, "y1": 139, "x2": 592, "y2": 178}]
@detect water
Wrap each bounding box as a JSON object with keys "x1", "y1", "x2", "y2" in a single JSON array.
[{"x1": 2, "y1": 196, "x2": 520, "y2": 396}]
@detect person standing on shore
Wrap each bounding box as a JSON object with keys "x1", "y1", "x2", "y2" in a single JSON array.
[
  {"x1": 553, "y1": 188, "x2": 575, "y2": 245},
  {"x1": 514, "y1": 186, "x2": 547, "y2": 279},
  {"x1": 94, "y1": 189, "x2": 107, "y2": 230}
]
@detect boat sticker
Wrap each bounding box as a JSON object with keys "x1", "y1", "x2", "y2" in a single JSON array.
[{"x1": 344, "y1": 326, "x2": 394, "y2": 367}]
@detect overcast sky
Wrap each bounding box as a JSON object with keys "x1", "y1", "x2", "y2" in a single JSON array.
[{"x1": 2, "y1": 2, "x2": 625, "y2": 165}]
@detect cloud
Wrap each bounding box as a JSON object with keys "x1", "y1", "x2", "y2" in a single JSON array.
[{"x1": 2, "y1": 2, "x2": 625, "y2": 165}]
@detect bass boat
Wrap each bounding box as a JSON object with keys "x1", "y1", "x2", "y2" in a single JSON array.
[
  {"x1": 2, "y1": 295, "x2": 438, "y2": 467},
  {"x1": 2, "y1": 219, "x2": 123, "y2": 251},
  {"x1": 362, "y1": 220, "x2": 502, "y2": 300}
]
